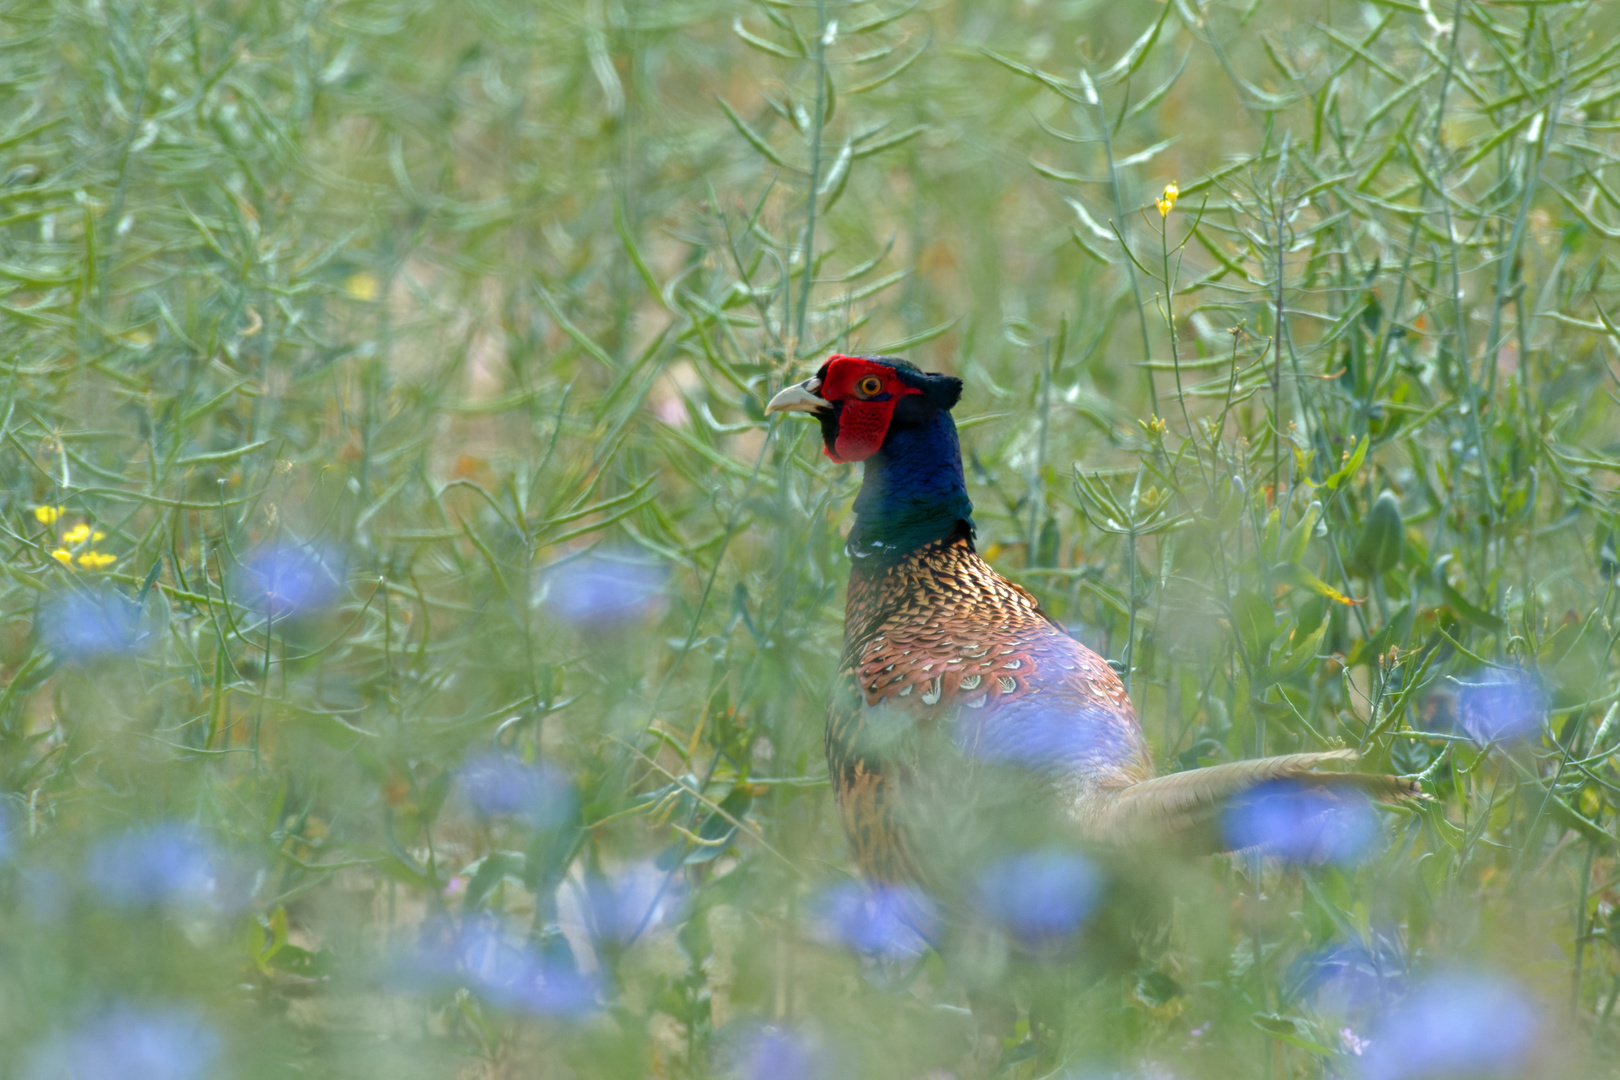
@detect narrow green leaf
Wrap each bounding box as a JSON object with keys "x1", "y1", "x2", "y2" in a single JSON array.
[
  {"x1": 1096, "y1": 1, "x2": 1173, "y2": 86},
  {"x1": 716, "y1": 97, "x2": 798, "y2": 171},
  {"x1": 1232, "y1": 589, "x2": 1280, "y2": 662},
  {"x1": 732, "y1": 17, "x2": 802, "y2": 59}
]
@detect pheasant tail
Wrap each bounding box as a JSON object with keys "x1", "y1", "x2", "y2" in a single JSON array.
[{"x1": 1089, "y1": 749, "x2": 1423, "y2": 852}]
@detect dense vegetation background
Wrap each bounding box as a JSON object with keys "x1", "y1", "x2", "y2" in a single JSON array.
[{"x1": 2, "y1": 0, "x2": 1620, "y2": 1075}]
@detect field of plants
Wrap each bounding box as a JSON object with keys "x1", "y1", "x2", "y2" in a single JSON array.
[{"x1": 3, "y1": 0, "x2": 1620, "y2": 1076}]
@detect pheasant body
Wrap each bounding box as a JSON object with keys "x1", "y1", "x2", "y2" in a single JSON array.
[
  {"x1": 832, "y1": 529, "x2": 1151, "y2": 882},
  {"x1": 766, "y1": 353, "x2": 1416, "y2": 890}
]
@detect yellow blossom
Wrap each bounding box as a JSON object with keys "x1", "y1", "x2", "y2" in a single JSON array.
[
  {"x1": 1581, "y1": 785, "x2": 1604, "y2": 818},
  {"x1": 77, "y1": 551, "x2": 117, "y2": 570},
  {"x1": 63, "y1": 523, "x2": 92, "y2": 544},
  {"x1": 93, "y1": 530, "x2": 105, "y2": 541},
  {"x1": 33, "y1": 505, "x2": 63, "y2": 524},
  {"x1": 51, "y1": 548, "x2": 72, "y2": 565},
  {"x1": 1156, "y1": 182, "x2": 1179, "y2": 218},
  {"x1": 344, "y1": 272, "x2": 379, "y2": 301}
]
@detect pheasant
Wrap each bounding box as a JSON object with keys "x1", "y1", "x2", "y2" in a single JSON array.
[{"x1": 766, "y1": 353, "x2": 1417, "y2": 891}]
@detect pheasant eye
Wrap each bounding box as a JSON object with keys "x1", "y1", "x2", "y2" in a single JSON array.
[{"x1": 858, "y1": 376, "x2": 884, "y2": 397}]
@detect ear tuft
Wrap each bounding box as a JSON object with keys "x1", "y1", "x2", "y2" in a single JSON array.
[{"x1": 925, "y1": 374, "x2": 963, "y2": 411}]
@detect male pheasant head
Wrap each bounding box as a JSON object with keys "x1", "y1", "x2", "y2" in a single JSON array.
[
  {"x1": 764, "y1": 354, "x2": 964, "y2": 462},
  {"x1": 766, "y1": 354, "x2": 973, "y2": 557}
]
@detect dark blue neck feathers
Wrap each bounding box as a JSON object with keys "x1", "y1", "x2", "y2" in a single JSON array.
[{"x1": 847, "y1": 398, "x2": 975, "y2": 560}]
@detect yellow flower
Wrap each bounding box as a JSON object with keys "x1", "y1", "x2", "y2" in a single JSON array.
[
  {"x1": 33, "y1": 505, "x2": 63, "y2": 524},
  {"x1": 93, "y1": 530, "x2": 105, "y2": 541},
  {"x1": 1581, "y1": 785, "x2": 1604, "y2": 818},
  {"x1": 51, "y1": 548, "x2": 72, "y2": 565},
  {"x1": 63, "y1": 523, "x2": 92, "y2": 544},
  {"x1": 1156, "y1": 182, "x2": 1179, "y2": 218},
  {"x1": 344, "y1": 272, "x2": 379, "y2": 301},
  {"x1": 77, "y1": 551, "x2": 117, "y2": 570}
]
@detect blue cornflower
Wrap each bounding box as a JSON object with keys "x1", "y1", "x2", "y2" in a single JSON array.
[
  {"x1": 813, "y1": 880, "x2": 938, "y2": 958},
  {"x1": 977, "y1": 847, "x2": 1103, "y2": 947},
  {"x1": 411, "y1": 915, "x2": 598, "y2": 1018},
  {"x1": 40, "y1": 588, "x2": 142, "y2": 660},
  {"x1": 239, "y1": 543, "x2": 344, "y2": 617},
  {"x1": 25, "y1": 1004, "x2": 220, "y2": 1080},
  {"x1": 1222, "y1": 780, "x2": 1379, "y2": 865},
  {"x1": 1454, "y1": 673, "x2": 1543, "y2": 745},
  {"x1": 1359, "y1": 972, "x2": 1538, "y2": 1080},
  {"x1": 458, "y1": 753, "x2": 576, "y2": 827},
  {"x1": 85, "y1": 824, "x2": 227, "y2": 909},
  {"x1": 540, "y1": 553, "x2": 666, "y2": 629}
]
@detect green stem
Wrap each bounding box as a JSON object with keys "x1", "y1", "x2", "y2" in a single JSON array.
[
  {"x1": 1091, "y1": 83, "x2": 1156, "y2": 413},
  {"x1": 794, "y1": 0, "x2": 830, "y2": 353},
  {"x1": 1160, "y1": 213, "x2": 1207, "y2": 489}
]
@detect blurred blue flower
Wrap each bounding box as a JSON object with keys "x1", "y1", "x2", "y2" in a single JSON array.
[
  {"x1": 1289, "y1": 938, "x2": 1406, "y2": 1016},
  {"x1": 240, "y1": 543, "x2": 344, "y2": 617},
  {"x1": 1455, "y1": 673, "x2": 1542, "y2": 745},
  {"x1": 26, "y1": 1004, "x2": 221, "y2": 1080},
  {"x1": 85, "y1": 824, "x2": 225, "y2": 909},
  {"x1": 412, "y1": 916, "x2": 597, "y2": 1018},
  {"x1": 41, "y1": 588, "x2": 142, "y2": 660},
  {"x1": 1358, "y1": 972, "x2": 1538, "y2": 1080},
  {"x1": 459, "y1": 753, "x2": 576, "y2": 826},
  {"x1": 977, "y1": 848, "x2": 1102, "y2": 947},
  {"x1": 584, "y1": 862, "x2": 683, "y2": 943},
  {"x1": 732, "y1": 1026, "x2": 825, "y2": 1080},
  {"x1": 1221, "y1": 780, "x2": 1379, "y2": 865},
  {"x1": 540, "y1": 553, "x2": 666, "y2": 629},
  {"x1": 813, "y1": 881, "x2": 938, "y2": 957}
]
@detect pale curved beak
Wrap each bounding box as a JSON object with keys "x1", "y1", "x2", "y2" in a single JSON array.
[{"x1": 765, "y1": 376, "x2": 830, "y2": 416}]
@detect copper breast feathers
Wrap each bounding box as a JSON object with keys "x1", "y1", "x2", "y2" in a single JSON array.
[{"x1": 837, "y1": 538, "x2": 1152, "y2": 787}]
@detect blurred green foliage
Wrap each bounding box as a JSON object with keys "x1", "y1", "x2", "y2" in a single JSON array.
[{"x1": 3, "y1": 0, "x2": 1620, "y2": 1075}]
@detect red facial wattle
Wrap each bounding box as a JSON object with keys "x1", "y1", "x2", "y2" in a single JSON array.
[
  {"x1": 829, "y1": 399, "x2": 892, "y2": 462},
  {"x1": 815, "y1": 355, "x2": 923, "y2": 463}
]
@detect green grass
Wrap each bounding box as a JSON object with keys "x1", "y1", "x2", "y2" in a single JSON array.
[{"x1": 2, "y1": 0, "x2": 1620, "y2": 1075}]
